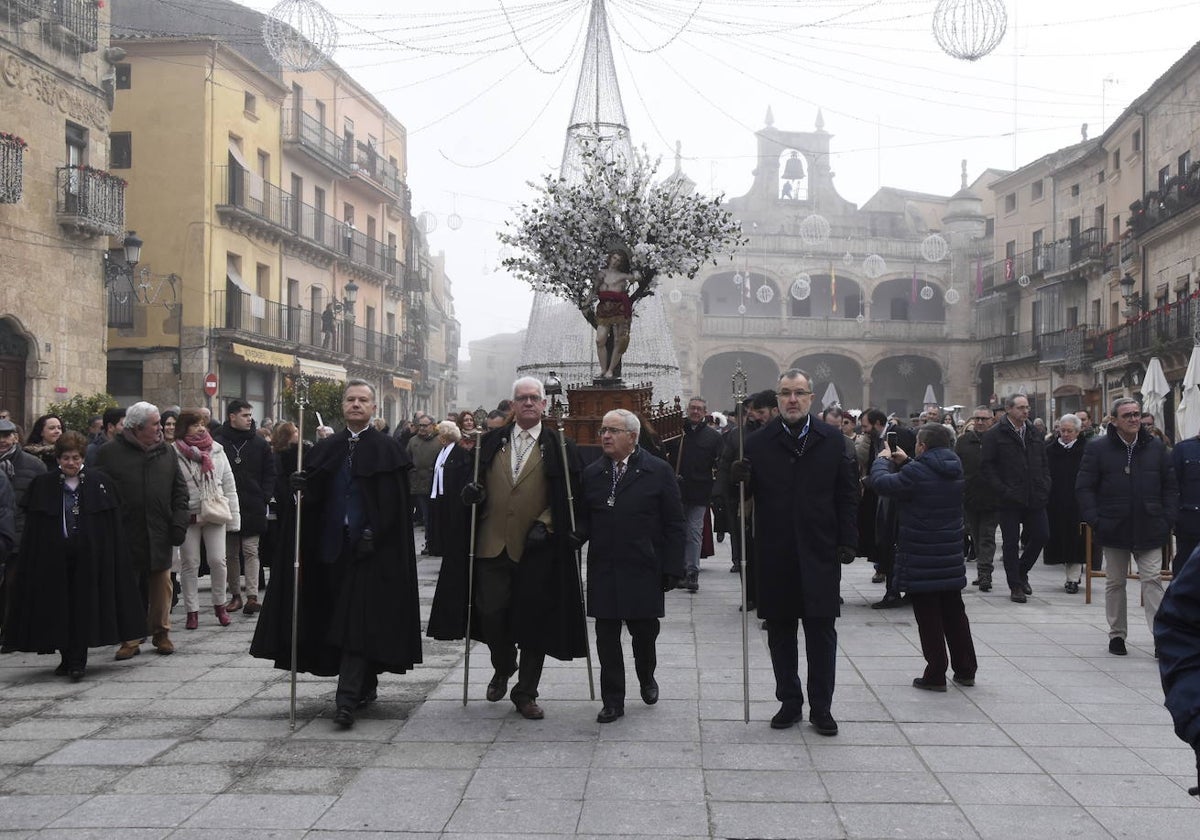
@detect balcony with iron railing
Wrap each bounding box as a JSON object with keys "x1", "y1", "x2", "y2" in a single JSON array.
[
  {"x1": 1128, "y1": 164, "x2": 1200, "y2": 239},
  {"x1": 1043, "y1": 227, "x2": 1103, "y2": 278},
  {"x1": 56, "y1": 165, "x2": 125, "y2": 237},
  {"x1": 350, "y1": 142, "x2": 404, "y2": 198},
  {"x1": 978, "y1": 331, "x2": 1036, "y2": 364},
  {"x1": 1034, "y1": 325, "x2": 1094, "y2": 367},
  {"x1": 1093, "y1": 294, "x2": 1199, "y2": 361},
  {"x1": 43, "y1": 0, "x2": 98, "y2": 52},
  {"x1": 0, "y1": 132, "x2": 25, "y2": 203},
  {"x1": 980, "y1": 228, "x2": 1104, "y2": 294},
  {"x1": 701, "y1": 314, "x2": 948, "y2": 342},
  {"x1": 211, "y1": 289, "x2": 403, "y2": 370},
  {"x1": 281, "y1": 109, "x2": 352, "y2": 176},
  {"x1": 3, "y1": 0, "x2": 41, "y2": 25}
]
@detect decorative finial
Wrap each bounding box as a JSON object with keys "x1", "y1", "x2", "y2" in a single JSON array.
[
  {"x1": 960, "y1": 159, "x2": 968, "y2": 191},
  {"x1": 815, "y1": 108, "x2": 825, "y2": 132},
  {"x1": 764, "y1": 106, "x2": 774, "y2": 127},
  {"x1": 730, "y1": 359, "x2": 748, "y2": 402}
]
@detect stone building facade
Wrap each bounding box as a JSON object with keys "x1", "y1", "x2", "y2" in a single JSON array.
[{"x1": 1, "y1": 0, "x2": 125, "y2": 425}]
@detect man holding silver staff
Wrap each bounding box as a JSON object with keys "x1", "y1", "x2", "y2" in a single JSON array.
[
  {"x1": 732, "y1": 369, "x2": 858, "y2": 736},
  {"x1": 435, "y1": 376, "x2": 588, "y2": 720},
  {"x1": 250, "y1": 379, "x2": 422, "y2": 729}
]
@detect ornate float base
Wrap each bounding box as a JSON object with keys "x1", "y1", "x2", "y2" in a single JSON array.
[{"x1": 559, "y1": 379, "x2": 682, "y2": 449}]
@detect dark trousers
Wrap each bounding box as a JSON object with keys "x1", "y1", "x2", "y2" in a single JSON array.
[
  {"x1": 335, "y1": 649, "x2": 378, "y2": 711},
  {"x1": 62, "y1": 548, "x2": 88, "y2": 670},
  {"x1": 474, "y1": 552, "x2": 545, "y2": 704},
  {"x1": 996, "y1": 506, "x2": 1048, "y2": 590},
  {"x1": 594, "y1": 617, "x2": 659, "y2": 709},
  {"x1": 765, "y1": 617, "x2": 836, "y2": 714},
  {"x1": 908, "y1": 590, "x2": 977, "y2": 684},
  {"x1": 1175, "y1": 535, "x2": 1200, "y2": 576}
]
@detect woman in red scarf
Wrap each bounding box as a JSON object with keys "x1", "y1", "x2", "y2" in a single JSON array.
[{"x1": 173, "y1": 410, "x2": 240, "y2": 629}]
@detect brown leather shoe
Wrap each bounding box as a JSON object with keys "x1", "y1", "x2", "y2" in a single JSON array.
[
  {"x1": 114, "y1": 642, "x2": 141, "y2": 661},
  {"x1": 243, "y1": 596, "x2": 260, "y2": 615},
  {"x1": 225, "y1": 595, "x2": 244, "y2": 613},
  {"x1": 514, "y1": 698, "x2": 544, "y2": 720},
  {"x1": 152, "y1": 633, "x2": 175, "y2": 655},
  {"x1": 485, "y1": 672, "x2": 509, "y2": 703}
]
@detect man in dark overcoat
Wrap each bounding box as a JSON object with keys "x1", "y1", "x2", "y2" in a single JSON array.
[
  {"x1": 662, "y1": 397, "x2": 723, "y2": 592},
  {"x1": 250, "y1": 380, "x2": 422, "y2": 728},
  {"x1": 736, "y1": 368, "x2": 858, "y2": 736},
  {"x1": 94, "y1": 402, "x2": 189, "y2": 659},
  {"x1": 214, "y1": 399, "x2": 276, "y2": 614},
  {"x1": 580, "y1": 408, "x2": 685, "y2": 723},
  {"x1": 428, "y1": 376, "x2": 587, "y2": 720},
  {"x1": 980, "y1": 393, "x2": 1050, "y2": 603},
  {"x1": 956, "y1": 407, "x2": 999, "y2": 591}
]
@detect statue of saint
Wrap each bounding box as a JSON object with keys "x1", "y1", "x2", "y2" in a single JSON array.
[{"x1": 594, "y1": 250, "x2": 634, "y2": 379}]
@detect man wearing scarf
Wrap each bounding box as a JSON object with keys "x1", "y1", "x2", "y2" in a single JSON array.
[
  {"x1": 94, "y1": 402, "x2": 189, "y2": 659},
  {"x1": 214, "y1": 399, "x2": 275, "y2": 614},
  {"x1": 250, "y1": 380, "x2": 422, "y2": 729}
]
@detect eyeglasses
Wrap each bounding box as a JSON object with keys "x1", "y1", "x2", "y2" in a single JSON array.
[
  {"x1": 417, "y1": 423, "x2": 432, "y2": 428},
  {"x1": 598, "y1": 426, "x2": 632, "y2": 436},
  {"x1": 1118, "y1": 411, "x2": 1142, "y2": 420},
  {"x1": 513, "y1": 394, "x2": 542, "y2": 404},
  {"x1": 776, "y1": 389, "x2": 813, "y2": 399}
]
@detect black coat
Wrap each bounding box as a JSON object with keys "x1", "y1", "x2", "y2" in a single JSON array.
[
  {"x1": 869, "y1": 447, "x2": 966, "y2": 594},
  {"x1": 5, "y1": 469, "x2": 145, "y2": 651},
  {"x1": 93, "y1": 435, "x2": 189, "y2": 574},
  {"x1": 955, "y1": 429, "x2": 1000, "y2": 512},
  {"x1": 425, "y1": 444, "x2": 474, "y2": 638},
  {"x1": 250, "y1": 427, "x2": 422, "y2": 676},
  {"x1": 662, "y1": 421, "x2": 723, "y2": 505},
  {"x1": 580, "y1": 447, "x2": 686, "y2": 619},
  {"x1": 744, "y1": 417, "x2": 858, "y2": 620},
  {"x1": 1044, "y1": 439, "x2": 1087, "y2": 566},
  {"x1": 1172, "y1": 437, "x2": 1200, "y2": 539},
  {"x1": 0, "y1": 448, "x2": 46, "y2": 546},
  {"x1": 870, "y1": 424, "x2": 917, "y2": 565},
  {"x1": 1155, "y1": 550, "x2": 1200, "y2": 749},
  {"x1": 980, "y1": 418, "x2": 1051, "y2": 510},
  {"x1": 213, "y1": 423, "x2": 276, "y2": 537},
  {"x1": 426, "y1": 425, "x2": 588, "y2": 662},
  {"x1": 1076, "y1": 425, "x2": 1178, "y2": 552}
]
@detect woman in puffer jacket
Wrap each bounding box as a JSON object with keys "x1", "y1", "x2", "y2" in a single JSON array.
[{"x1": 172, "y1": 409, "x2": 240, "y2": 629}]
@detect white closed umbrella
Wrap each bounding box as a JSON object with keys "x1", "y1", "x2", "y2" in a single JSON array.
[
  {"x1": 1142, "y1": 356, "x2": 1170, "y2": 423},
  {"x1": 821, "y1": 381, "x2": 840, "y2": 410},
  {"x1": 1176, "y1": 346, "x2": 1200, "y2": 440}
]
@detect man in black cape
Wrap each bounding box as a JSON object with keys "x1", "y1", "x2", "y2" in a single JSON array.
[
  {"x1": 427, "y1": 376, "x2": 588, "y2": 720},
  {"x1": 250, "y1": 379, "x2": 422, "y2": 728}
]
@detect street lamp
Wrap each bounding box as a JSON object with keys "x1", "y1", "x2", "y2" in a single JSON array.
[
  {"x1": 330, "y1": 280, "x2": 358, "y2": 322},
  {"x1": 1119, "y1": 272, "x2": 1143, "y2": 315}
]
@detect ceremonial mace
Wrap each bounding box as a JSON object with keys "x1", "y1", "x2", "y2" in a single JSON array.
[
  {"x1": 289, "y1": 372, "x2": 309, "y2": 730},
  {"x1": 462, "y1": 406, "x2": 488, "y2": 705},
  {"x1": 731, "y1": 361, "x2": 751, "y2": 724}
]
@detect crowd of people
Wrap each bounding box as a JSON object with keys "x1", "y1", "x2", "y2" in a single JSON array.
[{"x1": 3, "y1": 378, "x2": 1200, "y2": 790}]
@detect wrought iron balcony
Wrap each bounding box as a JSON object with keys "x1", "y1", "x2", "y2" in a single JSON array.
[
  {"x1": 56, "y1": 165, "x2": 125, "y2": 237},
  {"x1": 281, "y1": 109, "x2": 353, "y2": 176},
  {"x1": 1035, "y1": 325, "x2": 1094, "y2": 368},
  {"x1": 43, "y1": 0, "x2": 97, "y2": 52},
  {"x1": 0, "y1": 132, "x2": 26, "y2": 203},
  {"x1": 350, "y1": 142, "x2": 404, "y2": 198},
  {"x1": 3, "y1": 0, "x2": 41, "y2": 25},
  {"x1": 978, "y1": 331, "x2": 1035, "y2": 364},
  {"x1": 1128, "y1": 166, "x2": 1200, "y2": 238},
  {"x1": 701, "y1": 314, "x2": 948, "y2": 342},
  {"x1": 1094, "y1": 295, "x2": 1199, "y2": 360}
]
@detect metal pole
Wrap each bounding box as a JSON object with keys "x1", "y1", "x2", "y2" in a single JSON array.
[
  {"x1": 731, "y1": 361, "x2": 750, "y2": 724},
  {"x1": 289, "y1": 373, "x2": 309, "y2": 730},
  {"x1": 463, "y1": 407, "x2": 488, "y2": 705},
  {"x1": 555, "y1": 411, "x2": 595, "y2": 701}
]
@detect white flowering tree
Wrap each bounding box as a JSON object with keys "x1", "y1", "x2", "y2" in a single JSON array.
[{"x1": 498, "y1": 141, "x2": 744, "y2": 328}]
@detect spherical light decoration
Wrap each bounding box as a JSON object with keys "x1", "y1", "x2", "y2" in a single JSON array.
[
  {"x1": 932, "y1": 0, "x2": 1008, "y2": 62},
  {"x1": 262, "y1": 0, "x2": 338, "y2": 72},
  {"x1": 732, "y1": 271, "x2": 744, "y2": 287},
  {"x1": 737, "y1": 304, "x2": 747, "y2": 315},
  {"x1": 1018, "y1": 274, "x2": 1031, "y2": 287},
  {"x1": 863, "y1": 254, "x2": 887, "y2": 279},
  {"x1": 920, "y1": 233, "x2": 950, "y2": 263},
  {"x1": 756, "y1": 283, "x2": 775, "y2": 304},
  {"x1": 447, "y1": 213, "x2": 463, "y2": 231},
  {"x1": 417, "y1": 211, "x2": 437, "y2": 234},
  {"x1": 856, "y1": 313, "x2": 866, "y2": 324},
  {"x1": 944, "y1": 288, "x2": 961, "y2": 305},
  {"x1": 668, "y1": 289, "x2": 683, "y2": 304},
  {"x1": 790, "y1": 276, "x2": 812, "y2": 300},
  {"x1": 842, "y1": 251, "x2": 855, "y2": 268},
  {"x1": 798, "y1": 213, "x2": 831, "y2": 247},
  {"x1": 920, "y1": 285, "x2": 935, "y2": 301}
]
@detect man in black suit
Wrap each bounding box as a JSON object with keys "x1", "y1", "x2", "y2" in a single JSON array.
[
  {"x1": 734, "y1": 369, "x2": 858, "y2": 736},
  {"x1": 580, "y1": 408, "x2": 686, "y2": 724}
]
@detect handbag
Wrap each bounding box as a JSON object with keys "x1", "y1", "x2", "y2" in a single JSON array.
[{"x1": 188, "y1": 465, "x2": 233, "y2": 525}]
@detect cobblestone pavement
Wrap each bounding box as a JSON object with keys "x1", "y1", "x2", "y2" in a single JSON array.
[{"x1": 0, "y1": 530, "x2": 1196, "y2": 838}]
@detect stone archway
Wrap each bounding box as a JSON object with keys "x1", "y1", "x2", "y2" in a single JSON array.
[
  {"x1": 870, "y1": 355, "x2": 944, "y2": 419},
  {"x1": 0, "y1": 318, "x2": 30, "y2": 426},
  {"x1": 700, "y1": 351, "x2": 779, "y2": 410},
  {"x1": 790, "y1": 353, "x2": 864, "y2": 409}
]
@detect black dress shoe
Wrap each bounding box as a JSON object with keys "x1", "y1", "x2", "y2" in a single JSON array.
[
  {"x1": 515, "y1": 698, "x2": 545, "y2": 720},
  {"x1": 952, "y1": 674, "x2": 975, "y2": 687},
  {"x1": 912, "y1": 677, "x2": 947, "y2": 692},
  {"x1": 640, "y1": 680, "x2": 659, "y2": 705},
  {"x1": 54, "y1": 661, "x2": 69, "y2": 677},
  {"x1": 770, "y1": 704, "x2": 803, "y2": 729},
  {"x1": 871, "y1": 593, "x2": 904, "y2": 609},
  {"x1": 1010, "y1": 589, "x2": 1027, "y2": 603},
  {"x1": 333, "y1": 707, "x2": 354, "y2": 729},
  {"x1": 69, "y1": 667, "x2": 86, "y2": 682},
  {"x1": 1109, "y1": 637, "x2": 1127, "y2": 656},
  {"x1": 1021, "y1": 581, "x2": 1033, "y2": 595},
  {"x1": 596, "y1": 705, "x2": 624, "y2": 723},
  {"x1": 810, "y1": 710, "x2": 839, "y2": 736},
  {"x1": 486, "y1": 672, "x2": 509, "y2": 703}
]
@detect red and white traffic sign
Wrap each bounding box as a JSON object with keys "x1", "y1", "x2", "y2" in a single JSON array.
[{"x1": 204, "y1": 373, "x2": 218, "y2": 397}]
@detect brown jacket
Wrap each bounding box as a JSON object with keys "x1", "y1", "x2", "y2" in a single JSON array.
[{"x1": 475, "y1": 430, "x2": 552, "y2": 562}]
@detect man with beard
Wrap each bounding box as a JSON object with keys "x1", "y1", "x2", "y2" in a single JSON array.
[
  {"x1": 733, "y1": 369, "x2": 857, "y2": 735},
  {"x1": 214, "y1": 400, "x2": 275, "y2": 614},
  {"x1": 429, "y1": 376, "x2": 587, "y2": 720},
  {"x1": 251, "y1": 380, "x2": 422, "y2": 728}
]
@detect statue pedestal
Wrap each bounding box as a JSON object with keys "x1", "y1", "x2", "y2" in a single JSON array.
[{"x1": 561, "y1": 379, "x2": 682, "y2": 448}]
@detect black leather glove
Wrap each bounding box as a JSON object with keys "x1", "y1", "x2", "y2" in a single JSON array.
[
  {"x1": 461, "y1": 482, "x2": 486, "y2": 506},
  {"x1": 289, "y1": 471, "x2": 307, "y2": 492},
  {"x1": 837, "y1": 545, "x2": 857, "y2": 565},
  {"x1": 730, "y1": 459, "x2": 751, "y2": 485},
  {"x1": 661, "y1": 574, "x2": 683, "y2": 592},
  {"x1": 525, "y1": 521, "x2": 550, "y2": 549},
  {"x1": 356, "y1": 528, "x2": 375, "y2": 560},
  {"x1": 170, "y1": 524, "x2": 187, "y2": 547}
]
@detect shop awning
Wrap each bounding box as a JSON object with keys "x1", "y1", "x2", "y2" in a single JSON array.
[
  {"x1": 392, "y1": 376, "x2": 413, "y2": 391},
  {"x1": 297, "y1": 358, "x2": 347, "y2": 381},
  {"x1": 231, "y1": 342, "x2": 294, "y2": 369}
]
